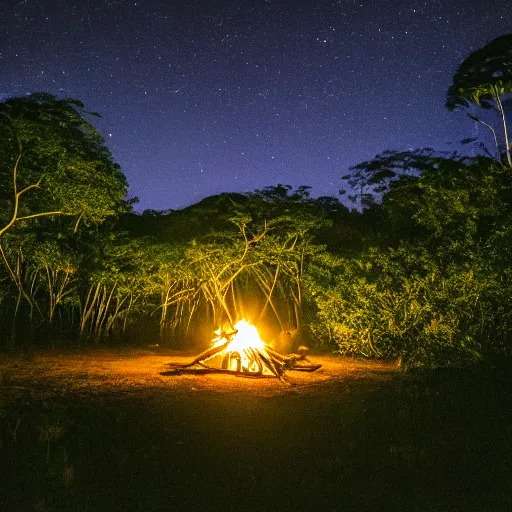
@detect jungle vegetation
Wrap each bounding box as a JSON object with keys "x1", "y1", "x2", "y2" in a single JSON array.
[{"x1": 1, "y1": 35, "x2": 512, "y2": 370}]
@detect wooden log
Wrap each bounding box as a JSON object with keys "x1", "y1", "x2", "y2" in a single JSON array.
[
  {"x1": 288, "y1": 364, "x2": 322, "y2": 372},
  {"x1": 160, "y1": 368, "x2": 276, "y2": 378},
  {"x1": 167, "y1": 338, "x2": 230, "y2": 369},
  {"x1": 246, "y1": 347, "x2": 263, "y2": 376},
  {"x1": 264, "y1": 346, "x2": 292, "y2": 364},
  {"x1": 257, "y1": 349, "x2": 295, "y2": 384}
]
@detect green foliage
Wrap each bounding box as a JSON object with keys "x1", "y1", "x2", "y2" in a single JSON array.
[
  {"x1": 340, "y1": 148, "x2": 474, "y2": 208},
  {"x1": 145, "y1": 210, "x2": 327, "y2": 341},
  {"x1": 308, "y1": 247, "x2": 492, "y2": 369},
  {"x1": 0, "y1": 93, "x2": 130, "y2": 343},
  {"x1": 0, "y1": 92, "x2": 128, "y2": 229},
  {"x1": 1, "y1": 73, "x2": 512, "y2": 374},
  {"x1": 311, "y1": 154, "x2": 512, "y2": 369},
  {"x1": 382, "y1": 156, "x2": 508, "y2": 247}
]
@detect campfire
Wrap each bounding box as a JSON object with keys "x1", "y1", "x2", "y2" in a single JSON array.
[{"x1": 163, "y1": 320, "x2": 321, "y2": 384}]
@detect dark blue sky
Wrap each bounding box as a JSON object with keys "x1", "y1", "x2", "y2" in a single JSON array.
[{"x1": 1, "y1": 0, "x2": 510, "y2": 211}]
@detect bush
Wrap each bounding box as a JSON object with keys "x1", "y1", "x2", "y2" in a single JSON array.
[{"x1": 308, "y1": 248, "x2": 495, "y2": 370}]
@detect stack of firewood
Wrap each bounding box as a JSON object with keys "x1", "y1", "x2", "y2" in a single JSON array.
[{"x1": 163, "y1": 330, "x2": 321, "y2": 384}]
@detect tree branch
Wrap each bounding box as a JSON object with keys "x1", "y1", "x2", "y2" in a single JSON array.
[
  {"x1": 493, "y1": 84, "x2": 512, "y2": 167},
  {"x1": 15, "y1": 211, "x2": 74, "y2": 222},
  {"x1": 468, "y1": 114, "x2": 501, "y2": 163}
]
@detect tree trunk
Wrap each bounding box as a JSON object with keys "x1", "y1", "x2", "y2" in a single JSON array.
[{"x1": 494, "y1": 86, "x2": 512, "y2": 167}]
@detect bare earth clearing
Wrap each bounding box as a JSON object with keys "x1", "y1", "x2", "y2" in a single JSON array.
[
  {"x1": 1, "y1": 349, "x2": 511, "y2": 511},
  {"x1": 0, "y1": 349, "x2": 395, "y2": 403}
]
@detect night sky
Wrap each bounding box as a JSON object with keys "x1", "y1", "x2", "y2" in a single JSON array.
[{"x1": 1, "y1": 0, "x2": 510, "y2": 212}]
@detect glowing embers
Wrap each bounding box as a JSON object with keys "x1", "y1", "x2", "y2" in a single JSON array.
[{"x1": 164, "y1": 320, "x2": 322, "y2": 384}]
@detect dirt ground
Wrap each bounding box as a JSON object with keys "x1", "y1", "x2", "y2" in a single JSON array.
[
  {"x1": 1, "y1": 349, "x2": 511, "y2": 511},
  {"x1": 0, "y1": 348, "x2": 396, "y2": 403}
]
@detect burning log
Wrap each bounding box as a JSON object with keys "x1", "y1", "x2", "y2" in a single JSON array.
[
  {"x1": 163, "y1": 320, "x2": 322, "y2": 384},
  {"x1": 172, "y1": 334, "x2": 234, "y2": 369}
]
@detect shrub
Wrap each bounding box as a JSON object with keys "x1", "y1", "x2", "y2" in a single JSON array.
[{"x1": 308, "y1": 248, "x2": 493, "y2": 370}]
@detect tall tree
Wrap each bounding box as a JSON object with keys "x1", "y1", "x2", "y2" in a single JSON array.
[
  {"x1": 446, "y1": 34, "x2": 512, "y2": 166},
  {"x1": 0, "y1": 93, "x2": 128, "y2": 237},
  {"x1": 0, "y1": 93, "x2": 129, "y2": 311}
]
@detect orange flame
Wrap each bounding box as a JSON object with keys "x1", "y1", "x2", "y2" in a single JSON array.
[{"x1": 212, "y1": 320, "x2": 267, "y2": 373}]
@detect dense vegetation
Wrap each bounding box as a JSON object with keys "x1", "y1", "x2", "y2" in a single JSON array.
[{"x1": 1, "y1": 36, "x2": 512, "y2": 369}]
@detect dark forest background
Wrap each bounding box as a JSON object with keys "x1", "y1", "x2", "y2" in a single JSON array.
[{"x1": 2, "y1": 35, "x2": 512, "y2": 370}]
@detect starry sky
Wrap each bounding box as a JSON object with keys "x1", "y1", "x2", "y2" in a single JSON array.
[{"x1": 0, "y1": 0, "x2": 510, "y2": 212}]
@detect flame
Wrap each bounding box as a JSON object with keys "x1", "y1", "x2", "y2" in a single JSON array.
[
  {"x1": 212, "y1": 320, "x2": 267, "y2": 372},
  {"x1": 226, "y1": 320, "x2": 265, "y2": 351},
  {"x1": 212, "y1": 320, "x2": 264, "y2": 350}
]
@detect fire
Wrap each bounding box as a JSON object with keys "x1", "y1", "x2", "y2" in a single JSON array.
[
  {"x1": 217, "y1": 320, "x2": 264, "y2": 350},
  {"x1": 212, "y1": 320, "x2": 267, "y2": 373},
  {"x1": 163, "y1": 318, "x2": 322, "y2": 382}
]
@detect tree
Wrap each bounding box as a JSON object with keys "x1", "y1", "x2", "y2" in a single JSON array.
[
  {"x1": 313, "y1": 153, "x2": 512, "y2": 368},
  {"x1": 340, "y1": 148, "x2": 466, "y2": 208},
  {"x1": 446, "y1": 34, "x2": 512, "y2": 166},
  {"x1": 0, "y1": 93, "x2": 129, "y2": 321},
  {"x1": 0, "y1": 93, "x2": 128, "y2": 236}
]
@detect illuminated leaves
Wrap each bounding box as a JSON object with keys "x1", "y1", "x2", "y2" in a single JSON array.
[{"x1": 0, "y1": 93, "x2": 128, "y2": 232}]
